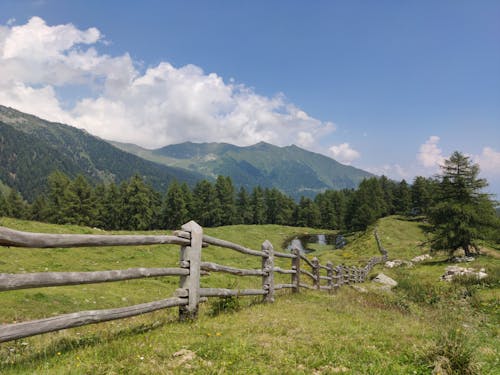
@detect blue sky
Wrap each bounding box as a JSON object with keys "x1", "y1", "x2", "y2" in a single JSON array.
[{"x1": 0, "y1": 0, "x2": 499, "y2": 196}]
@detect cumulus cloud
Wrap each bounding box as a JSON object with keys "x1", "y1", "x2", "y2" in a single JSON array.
[
  {"x1": 474, "y1": 147, "x2": 500, "y2": 176},
  {"x1": 365, "y1": 164, "x2": 409, "y2": 180},
  {"x1": 328, "y1": 143, "x2": 360, "y2": 164},
  {"x1": 417, "y1": 136, "x2": 445, "y2": 169},
  {"x1": 0, "y1": 17, "x2": 335, "y2": 149}
]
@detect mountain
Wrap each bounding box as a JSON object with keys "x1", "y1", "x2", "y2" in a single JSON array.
[
  {"x1": 0, "y1": 105, "x2": 203, "y2": 200},
  {"x1": 111, "y1": 140, "x2": 374, "y2": 199}
]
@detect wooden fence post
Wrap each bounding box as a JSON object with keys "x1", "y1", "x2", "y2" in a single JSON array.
[
  {"x1": 337, "y1": 265, "x2": 343, "y2": 287},
  {"x1": 179, "y1": 221, "x2": 202, "y2": 321},
  {"x1": 262, "y1": 240, "x2": 275, "y2": 303},
  {"x1": 312, "y1": 257, "x2": 320, "y2": 289},
  {"x1": 291, "y1": 248, "x2": 301, "y2": 293},
  {"x1": 326, "y1": 261, "x2": 333, "y2": 293}
]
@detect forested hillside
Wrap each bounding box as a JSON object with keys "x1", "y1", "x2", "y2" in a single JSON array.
[
  {"x1": 112, "y1": 141, "x2": 373, "y2": 199},
  {"x1": 0, "y1": 105, "x2": 203, "y2": 200}
]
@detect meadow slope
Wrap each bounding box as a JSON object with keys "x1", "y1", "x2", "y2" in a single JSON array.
[{"x1": 0, "y1": 216, "x2": 498, "y2": 374}]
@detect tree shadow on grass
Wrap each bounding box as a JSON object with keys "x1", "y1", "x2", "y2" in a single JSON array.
[{"x1": 0, "y1": 317, "x2": 171, "y2": 371}]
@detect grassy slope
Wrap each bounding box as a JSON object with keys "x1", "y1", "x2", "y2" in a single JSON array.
[{"x1": 0, "y1": 216, "x2": 498, "y2": 374}]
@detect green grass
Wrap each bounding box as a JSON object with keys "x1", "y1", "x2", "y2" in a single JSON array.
[{"x1": 0, "y1": 216, "x2": 499, "y2": 374}]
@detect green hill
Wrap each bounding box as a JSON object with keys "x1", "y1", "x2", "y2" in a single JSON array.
[
  {"x1": 0, "y1": 105, "x2": 204, "y2": 200},
  {"x1": 0, "y1": 216, "x2": 498, "y2": 373},
  {"x1": 112, "y1": 141, "x2": 374, "y2": 199}
]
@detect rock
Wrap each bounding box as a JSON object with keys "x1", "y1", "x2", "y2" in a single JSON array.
[
  {"x1": 440, "y1": 266, "x2": 488, "y2": 281},
  {"x1": 372, "y1": 273, "x2": 398, "y2": 287},
  {"x1": 452, "y1": 256, "x2": 476, "y2": 263},
  {"x1": 384, "y1": 259, "x2": 413, "y2": 268},
  {"x1": 411, "y1": 254, "x2": 432, "y2": 263}
]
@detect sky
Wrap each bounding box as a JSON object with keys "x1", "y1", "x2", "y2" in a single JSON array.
[{"x1": 0, "y1": 0, "x2": 499, "y2": 197}]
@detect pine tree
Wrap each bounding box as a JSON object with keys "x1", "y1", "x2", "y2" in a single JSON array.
[
  {"x1": 102, "y1": 183, "x2": 122, "y2": 230},
  {"x1": 251, "y1": 186, "x2": 266, "y2": 224},
  {"x1": 235, "y1": 187, "x2": 253, "y2": 224},
  {"x1": 62, "y1": 175, "x2": 95, "y2": 226},
  {"x1": 46, "y1": 171, "x2": 72, "y2": 224},
  {"x1": 30, "y1": 195, "x2": 49, "y2": 222},
  {"x1": 121, "y1": 175, "x2": 156, "y2": 230},
  {"x1": 6, "y1": 189, "x2": 27, "y2": 219},
  {"x1": 0, "y1": 191, "x2": 8, "y2": 217},
  {"x1": 429, "y1": 151, "x2": 498, "y2": 256},
  {"x1": 192, "y1": 180, "x2": 220, "y2": 227},
  {"x1": 215, "y1": 176, "x2": 236, "y2": 226},
  {"x1": 411, "y1": 176, "x2": 434, "y2": 215},
  {"x1": 161, "y1": 180, "x2": 189, "y2": 229},
  {"x1": 393, "y1": 179, "x2": 412, "y2": 215},
  {"x1": 296, "y1": 197, "x2": 321, "y2": 227}
]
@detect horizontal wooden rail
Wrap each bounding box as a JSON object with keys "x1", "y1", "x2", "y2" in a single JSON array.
[
  {"x1": 175, "y1": 231, "x2": 266, "y2": 258},
  {"x1": 199, "y1": 288, "x2": 267, "y2": 297},
  {"x1": 274, "y1": 283, "x2": 295, "y2": 290},
  {"x1": 0, "y1": 226, "x2": 190, "y2": 248},
  {"x1": 299, "y1": 254, "x2": 315, "y2": 269},
  {"x1": 299, "y1": 283, "x2": 314, "y2": 290},
  {"x1": 0, "y1": 267, "x2": 188, "y2": 291},
  {"x1": 300, "y1": 269, "x2": 316, "y2": 281},
  {"x1": 0, "y1": 297, "x2": 188, "y2": 343},
  {"x1": 200, "y1": 262, "x2": 264, "y2": 276},
  {"x1": 273, "y1": 267, "x2": 296, "y2": 275},
  {"x1": 274, "y1": 251, "x2": 296, "y2": 259}
]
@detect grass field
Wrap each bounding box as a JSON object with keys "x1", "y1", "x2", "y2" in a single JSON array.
[{"x1": 0, "y1": 216, "x2": 498, "y2": 374}]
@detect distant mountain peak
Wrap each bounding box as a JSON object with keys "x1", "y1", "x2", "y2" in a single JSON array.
[{"x1": 113, "y1": 140, "x2": 374, "y2": 199}]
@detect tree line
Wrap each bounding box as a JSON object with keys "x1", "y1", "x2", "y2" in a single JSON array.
[
  {"x1": 0, "y1": 170, "x2": 440, "y2": 232},
  {"x1": 1, "y1": 151, "x2": 498, "y2": 257}
]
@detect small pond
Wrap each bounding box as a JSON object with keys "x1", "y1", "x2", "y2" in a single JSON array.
[{"x1": 283, "y1": 234, "x2": 346, "y2": 254}]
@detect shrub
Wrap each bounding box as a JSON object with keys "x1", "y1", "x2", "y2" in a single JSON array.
[
  {"x1": 424, "y1": 329, "x2": 479, "y2": 375},
  {"x1": 208, "y1": 296, "x2": 240, "y2": 316}
]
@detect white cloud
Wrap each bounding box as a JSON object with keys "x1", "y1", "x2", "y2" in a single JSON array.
[
  {"x1": 365, "y1": 164, "x2": 409, "y2": 180},
  {"x1": 297, "y1": 131, "x2": 314, "y2": 148},
  {"x1": 0, "y1": 17, "x2": 336, "y2": 149},
  {"x1": 328, "y1": 143, "x2": 360, "y2": 164},
  {"x1": 474, "y1": 147, "x2": 500, "y2": 176},
  {"x1": 417, "y1": 135, "x2": 445, "y2": 169}
]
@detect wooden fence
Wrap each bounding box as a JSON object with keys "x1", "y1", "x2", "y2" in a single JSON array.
[{"x1": 0, "y1": 222, "x2": 388, "y2": 343}]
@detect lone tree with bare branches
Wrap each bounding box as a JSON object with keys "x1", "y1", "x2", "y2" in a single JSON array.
[{"x1": 429, "y1": 151, "x2": 497, "y2": 257}]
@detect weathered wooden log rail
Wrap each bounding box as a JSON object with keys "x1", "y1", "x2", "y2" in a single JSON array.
[{"x1": 0, "y1": 223, "x2": 388, "y2": 343}]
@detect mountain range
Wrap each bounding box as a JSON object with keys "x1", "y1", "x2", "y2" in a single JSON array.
[
  {"x1": 0, "y1": 104, "x2": 373, "y2": 201},
  {"x1": 111, "y1": 141, "x2": 373, "y2": 199}
]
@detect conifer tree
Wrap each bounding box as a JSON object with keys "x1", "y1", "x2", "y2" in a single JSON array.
[
  {"x1": 235, "y1": 186, "x2": 253, "y2": 224},
  {"x1": 102, "y1": 183, "x2": 122, "y2": 230},
  {"x1": 6, "y1": 189, "x2": 27, "y2": 219},
  {"x1": 46, "y1": 171, "x2": 72, "y2": 224},
  {"x1": 63, "y1": 175, "x2": 95, "y2": 226},
  {"x1": 215, "y1": 176, "x2": 236, "y2": 226},
  {"x1": 429, "y1": 151, "x2": 498, "y2": 256},
  {"x1": 393, "y1": 179, "x2": 412, "y2": 215},
  {"x1": 296, "y1": 197, "x2": 321, "y2": 227},
  {"x1": 411, "y1": 176, "x2": 434, "y2": 215},
  {"x1": 251, "y1": 186, "x2": 266, "y2": 224},
  {"x1": 0, "y1": 191, "x2": 8, "y2": 217},
  {"x1": 121, "y1": 175, "x2": 156, "y2": 230},
  {"x1": 192, "y1": 180, "x2": 220, "y2": 227},
  {"x1": 30, "y1": 195, "x2": 49, "y2": 222},
  {"x1": 161, "y1": 180, "x2": 189, "y2": 229}
]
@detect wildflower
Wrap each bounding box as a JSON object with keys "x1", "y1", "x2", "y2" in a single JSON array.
[
  {"x1": 216, "y1": 332, "x2": 222, "y2": 337},
  {"x1": 57, "y1": 352, "x2": 61, "y2": 356}
]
